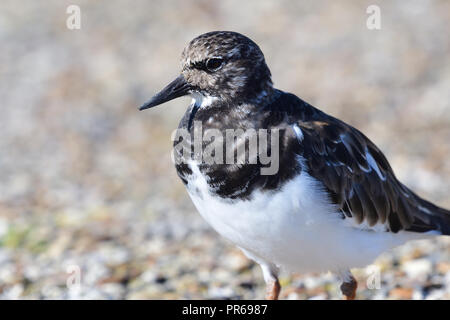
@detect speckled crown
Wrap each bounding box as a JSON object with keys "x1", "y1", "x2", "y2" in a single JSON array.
[{"x1": 180, "y1": 31, "x2": 273, "y2": 102}]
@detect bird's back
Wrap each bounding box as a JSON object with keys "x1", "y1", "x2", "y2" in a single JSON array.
[
  {"x1": 274, "y1": 91, "x2": 450, "y2": 235},
  {"x1": 174, "y1": 89, "x2": 450, "y2": 236}
]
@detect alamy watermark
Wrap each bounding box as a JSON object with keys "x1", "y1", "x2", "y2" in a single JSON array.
[
  {"x1": 66, "y1": 5, "x2": 81, "y2": 30},
  {"x1": 171, "y1": 121, "x2": 281, "y2": 175},
  {"x1": 366, "y1": 5, "x2": 381, "y2": 30}
]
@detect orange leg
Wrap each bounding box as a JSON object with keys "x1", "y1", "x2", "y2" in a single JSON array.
[
  {"x1": 265, "y1": 278, "x2": 281, "y2": 300},
  {"x1": 340, "y1": 273, "x2": 358, "y2": 300},
  {"x1": 240, "y1": 249, "x2": 281, "y2": 300},
  {"x1": 259, "y1": 262, "x2": 280, "y2": 300}
]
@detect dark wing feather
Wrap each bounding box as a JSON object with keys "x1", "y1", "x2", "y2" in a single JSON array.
[{"x1": 293, "y1": 104, "x2": 450, "y2": 234}]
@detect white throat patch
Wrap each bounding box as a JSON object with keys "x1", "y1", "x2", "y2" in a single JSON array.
[{"x1": 191, "y1": 92, "x2": 217, "y2": 108}]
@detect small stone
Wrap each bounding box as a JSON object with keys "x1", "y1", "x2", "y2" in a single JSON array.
[
  {"x1": 436, "y1": 262, "x2": 450, "y2": 274},
  {"x1": 238, "y1": 280, "x2": 254, "y2": 290},
  {"x1": 155, "y1": 274, "x2": 167, "y2": 284},
  {"x1": 1, "y1": 284, "x2": 24, "y2": 299},
  {"x1": 401, "y1": 259, "x2": 432, "y2": 280},
  {"x1": 389, "y1": 287, "x2": 413, "y2": 299},
  {"x1": 425, "y1": 289, "x2": 445, "y2": 300},
  {"x1": 99, "y1": 283, "x2": 125, "y2": 299},
  {"x1": 208, "y1": 286, "x2": 235, "y2": 299},
  {"x1": 225, "y1": 251, "x2": 251, "y2": 272},
  {"x1": 286, "y1": 292, "x2": 300, "y2": 300},
  {"x1": 308, "y1": 294, "x2": 327, "y2": 300},
  {"x1": 303, "y1": 277, "x2": 322, "y2": 289}
]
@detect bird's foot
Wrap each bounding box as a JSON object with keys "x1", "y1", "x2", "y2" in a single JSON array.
[
  {"x1": 265, "y1": 278, "x2": 281, "y2": 300},
  {"x1": 340, "y1": 275, "x2": 358, "y2": 300}
]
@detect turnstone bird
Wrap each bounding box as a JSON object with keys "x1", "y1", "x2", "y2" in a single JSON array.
[{"x1": 139, "y1": 31, "x2": 450, "y2": 300}]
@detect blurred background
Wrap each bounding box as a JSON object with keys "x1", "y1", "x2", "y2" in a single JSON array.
[{"x1": 0, "y1": 0, "x2": 449, "y2": 299}]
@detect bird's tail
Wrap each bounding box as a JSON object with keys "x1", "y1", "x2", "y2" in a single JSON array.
[{"x1": 411, "y1": 195, "x2": 450, "y2": 235}]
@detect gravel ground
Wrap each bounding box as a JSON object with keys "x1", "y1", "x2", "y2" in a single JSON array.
[{"x1": 0, "y1": 0, "x2": 449, "y2": 299}]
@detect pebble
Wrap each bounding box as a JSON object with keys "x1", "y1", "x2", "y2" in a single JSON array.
[
  {"x1": 401, "y1": 259, "x2": 432, "y2": 280},
  {"x1": 389, "y1": 287, "x2": 413, "y2": 299}
]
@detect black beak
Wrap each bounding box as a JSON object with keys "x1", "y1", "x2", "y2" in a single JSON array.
[{"x1": 139, "y1": 75, "x2": 191, "y2": 110}]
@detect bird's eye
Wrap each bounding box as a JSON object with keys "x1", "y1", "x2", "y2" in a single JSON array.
[{"x1": 205, "y1": 58, "x2": 224, "y2": 72}]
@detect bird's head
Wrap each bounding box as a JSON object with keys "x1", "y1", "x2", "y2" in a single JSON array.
[{"x1": 140, "y1": 31, "x2": 273, "y2": 110}]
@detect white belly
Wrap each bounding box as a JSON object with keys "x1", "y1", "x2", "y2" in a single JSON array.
[{"x1": 185, "y1": 161, "x2": 416, "y2": 273}]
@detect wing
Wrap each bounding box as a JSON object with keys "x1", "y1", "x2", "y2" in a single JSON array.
[{"x1": 295, "y1": 106, "x2": 450, "y2": 234}]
